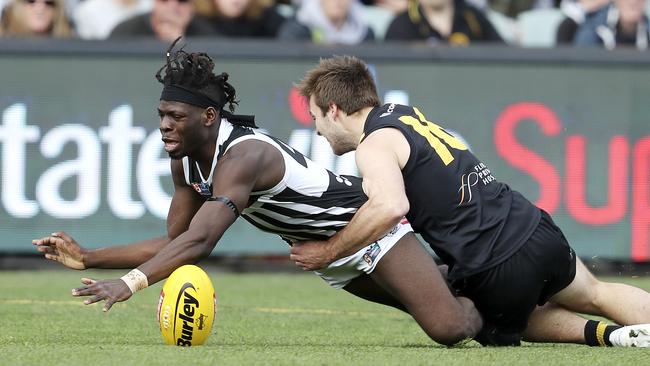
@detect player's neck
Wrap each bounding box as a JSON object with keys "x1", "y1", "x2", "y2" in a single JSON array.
[
  {"x1": 352, "y1": 106, "x2": 376, "y2": 142},
  {"x1": 192, "y1": 139, "x2": 217, "y2": 178}
]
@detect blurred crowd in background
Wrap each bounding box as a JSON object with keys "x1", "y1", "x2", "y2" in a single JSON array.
[{"x1": 0, "y1": 0, "x2": 648, "y2": 50}]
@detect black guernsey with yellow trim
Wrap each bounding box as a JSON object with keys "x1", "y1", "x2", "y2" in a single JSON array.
[{"x1": 361, "y1": 104, "x2": 541, "y2": 280}]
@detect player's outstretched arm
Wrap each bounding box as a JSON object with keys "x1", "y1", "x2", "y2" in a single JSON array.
[
  {"x1": 71, "y1": 141, "x2": 281, "y2": 312},
  {"x1": 291, "y1": 128, "x2": 411, "y2": 270},
  {"x1": 32, "y1": 233, "x2": 175, "y2": 270},
  {"x1": 32, "y1": 160, "x2": 203, "y2": 270}
]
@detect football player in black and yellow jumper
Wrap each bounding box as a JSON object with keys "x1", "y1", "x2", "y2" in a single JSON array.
[{"x1": 292, "y1": 55, "x2": 650, "y2": 347}]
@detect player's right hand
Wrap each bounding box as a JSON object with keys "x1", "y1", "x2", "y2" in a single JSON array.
[{"x1": 32, "y1": 232, "x2": 86, "y2": 270}]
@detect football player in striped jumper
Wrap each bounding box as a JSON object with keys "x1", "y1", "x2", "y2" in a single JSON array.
[{"x1": 32, "y1": 39, "x2": 482, "y2": 346}]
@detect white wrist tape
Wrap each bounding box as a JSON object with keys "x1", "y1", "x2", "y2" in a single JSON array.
[{"x1": 120, "y1": 269, "x2": 149, "y2": 294}]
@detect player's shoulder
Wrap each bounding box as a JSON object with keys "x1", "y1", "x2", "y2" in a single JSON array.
[
  {"x1": 362, "y1": 104, "x2": 414, "y2": 142},
  {"x1": 223, "y1": 136, "x2": 276, "y2": 162},
  {"x1": 367, "y1": 103, "x2": 415, "y2": 126}
]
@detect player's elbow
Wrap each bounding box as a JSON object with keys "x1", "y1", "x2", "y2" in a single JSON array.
[{"x1": 376, "y1": 198, "x2": 409, "y2": 223}]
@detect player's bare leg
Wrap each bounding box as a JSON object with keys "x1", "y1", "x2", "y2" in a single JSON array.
[
  {"x1": 343, "y1": 274, "x2": 407, "y2": 312},
  {"x1": 363, "y1": 233, "x2": 482, "y2": 345},
  {"x1": 522, "y1": 303, "x2": 588, "y2": 343},
  {"x1": 550, "y1": 258, "x2": 650, "y2": 324},
  {"x1": 524, "y1": 257, "x2": 650, "y2": 347}
]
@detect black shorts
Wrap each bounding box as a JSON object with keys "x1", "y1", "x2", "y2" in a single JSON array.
[{"x1": 452, "y1": 209, "x2": 577, "y2": 342}]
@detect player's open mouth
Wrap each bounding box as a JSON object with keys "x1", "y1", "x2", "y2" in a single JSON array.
[{"x1": 162, "y1": 138, "x2": 180, "y2": 152}]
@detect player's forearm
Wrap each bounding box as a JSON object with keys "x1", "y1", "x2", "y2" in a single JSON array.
[
  {"x1": 137, "y1": 231, "x2": 217, "y2": 285},
  {"x1": 136, "y1": 208, "x2": 235, "y2": 285},
  {"x1": 84, "y1": 236, "x2": 171, "y2": 269},
  {"x1": 330, "y1": 199, "x2": 404, "y2": 259}
]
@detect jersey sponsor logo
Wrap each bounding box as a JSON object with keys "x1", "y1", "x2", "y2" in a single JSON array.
[
  {"x1": 458, "y1": 172, "x2": 479, "y2": 205},
  {"x1": 334, "y1": 175, "x2": 353, "y2": 186},
  {"x1": 191, "y1": 182, "x2": 212, "y2": 197},
  {"x1": 458, "y1": 163, "x2": 496, "y2": 205},
  {"x1": 379, "y1": 103, "x2": 396, "y2": 118},
  {"x1": 362, "y1": 243, "x2": 382, "y2": 266}
]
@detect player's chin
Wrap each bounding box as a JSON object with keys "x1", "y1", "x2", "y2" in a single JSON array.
[
  {"x1": 333, "y1": 146, "x2": 353, "y2": 156},
  {"x1": 167, "y1": 150, "x2": 185, "y2": 160}
]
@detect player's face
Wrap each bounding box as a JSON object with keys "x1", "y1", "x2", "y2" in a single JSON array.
[
  {"x1": 309, "y1": 96, "x2": 355, "y2": 156},
  {"x1": 158, "y1": 100, "x2": 205, "y2": 159}
]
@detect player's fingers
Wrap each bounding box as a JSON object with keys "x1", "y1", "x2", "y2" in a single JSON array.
[
  {"x1": 52, "y1": 231, "x2": 73, "y2": 242},
  {"x1": 32, "y1": 236, "x2": 56, "y2": 246},
  {"x1": 72, "y1": 286, "x2": 91, "y2": 296},
  {"x1": 38, "y1": 246, "x2": 57, "y2": 254},
  {"x1": 81, "y1": 278, "x2": 96, "y2": 285},
  {"x1": 44, "y1": 253, "x2": 61, "y2": 263},
  {"x1": 36, "y1": 237, "x2": 67, "y2": 249},
  {"x1": 289, "y1": 247, "x2": 305, "y2": 257},
  {"x1": 72, "y1": 280, "x2": 98, "y2": 296},
  {"x1": 83, "y1": 294, "x2": 105, "y2": 305},
  {"x1": 103, "y1": 299, "x2": 116, "y2": 312}
]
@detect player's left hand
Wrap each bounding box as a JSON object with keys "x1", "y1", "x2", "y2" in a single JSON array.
[
  {"x1": 289, "y1": 241, "x2": 334, "y2": 271},
  {"x1": 72, "y1": 278, "x2": 132, "y2": 312}
]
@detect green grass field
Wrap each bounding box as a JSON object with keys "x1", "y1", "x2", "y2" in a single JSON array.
[{"x1": 1, "y1": 269, "x2": 649, "y2": 365}]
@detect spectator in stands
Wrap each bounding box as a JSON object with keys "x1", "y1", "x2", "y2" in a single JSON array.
[
  {"x1": 574, "y1": 0, "x2": 649, "y2": 49},
  {"x1": 72, "y1": 0, "x2": 152, "y2": 40},
  {"x1": 278, "y1": 0, "x2": 375, "y2": 44},
  {"x1": 556, "y1": 0, "x2": 610, "y2": 44},
  {"x1": 198, "y1": 0, "x2": 286, "y2": 38},
  {"x1": 488, "y1": 0, "x2": 560, "y2": 18},
  {"x1": 110, "y1": 0, "x2": 214, "y2": 41},
  {"x1": 384, "y1": 0, "x2": 503, "y2": 45},
  {"x1": 0, "y1": 0, "x2": 72, "y2": 37},
  {"x1": 360, "y1": 0, "x2": 409, "y2": 14}
]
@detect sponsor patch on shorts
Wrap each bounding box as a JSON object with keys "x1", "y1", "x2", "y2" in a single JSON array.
[
  {"x1": 386, "y1": 220, "x2": 407, "y2": 237},
  {"x1": 362, "y1": 243, "x2": 381, "y2": 266}
]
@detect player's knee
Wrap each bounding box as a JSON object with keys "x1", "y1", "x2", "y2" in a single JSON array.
[
  {"x1": 566, "y1": 280, "x2": 603, "y2": 313},
  {"x1": 587, "y1": 280, "x2": 610, "y2": 310}
]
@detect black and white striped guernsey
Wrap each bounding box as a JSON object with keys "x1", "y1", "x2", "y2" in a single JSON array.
[{"x1": 182, "y1": 119, "x2": 367, "y2": 242}]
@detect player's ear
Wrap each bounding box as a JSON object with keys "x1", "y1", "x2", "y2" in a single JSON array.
[
  {"x1": 204, "y1": 107, "x2": 218, "y2": 127},
  {"x1": 328, "y1": 102, "x2": 338, "y2": 119}
]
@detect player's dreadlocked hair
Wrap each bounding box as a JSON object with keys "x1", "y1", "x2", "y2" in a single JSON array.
[{"x1": 155, "y1": 38, "x2": 257, "y2": 128}]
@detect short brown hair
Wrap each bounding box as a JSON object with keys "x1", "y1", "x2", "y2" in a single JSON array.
[{"x1": 297, "y1": 56, "x2": 380, "y2": 116}]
